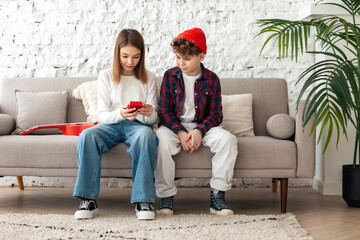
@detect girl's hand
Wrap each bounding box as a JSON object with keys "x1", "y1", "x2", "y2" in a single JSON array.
[
  {"x1": 137, "y1": 103, "x2": 153, "y2": 117},
  {"x1": 120, "y1": 105, "x2": 138, "y2": 121}
]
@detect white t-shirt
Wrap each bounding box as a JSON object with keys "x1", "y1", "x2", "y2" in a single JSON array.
[
  {"x1": 180, "y1": 72, "x2": 201, "y2": 123},
  {"x1": 97, "y1": 68, "x2": 158, "y2": 125}
]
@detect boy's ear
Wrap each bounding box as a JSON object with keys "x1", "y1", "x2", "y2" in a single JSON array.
[{"x1": 199, "y1": 52, "x2": 205, "y2": 61}]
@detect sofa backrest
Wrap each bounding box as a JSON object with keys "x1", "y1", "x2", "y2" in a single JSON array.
[
  {"x1": 155, "y1": 77, "x2": 289, "y2": 136},
  {"x1": 0, "y1": 77, "x2": 96, "y2": 123},
  {"x1": 219, "y1": 78, "x2": 289, "y2": 136},
  {"x1": 0, "y1": 77, "x2": 288, "y2": 136}
]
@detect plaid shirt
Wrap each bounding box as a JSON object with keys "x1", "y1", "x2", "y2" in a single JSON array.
[{"x1": 157, "y1": 63, "x2": 223, "y2": 136}]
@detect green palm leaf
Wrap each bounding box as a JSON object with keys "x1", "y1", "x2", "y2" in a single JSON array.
[{"x1": 256, "y1": 0, "x2": 360, "y2": 165}]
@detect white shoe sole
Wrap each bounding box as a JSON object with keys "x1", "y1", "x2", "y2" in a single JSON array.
[
  {"x1": 136, "y1": 210, "x2": 155, "y2": 220},
  {"x1": 157, "y1": 209, "x2": 174, "y2": 215},
  {"x1": 75, "y1": 208, "x2": 99, "y2": 219},
  {"x1": 210, "y1": 207, "x2": 234, "y2": 216}
]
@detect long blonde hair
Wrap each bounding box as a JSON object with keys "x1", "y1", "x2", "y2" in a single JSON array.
[{"x1": 112, "y1": 29, "x2": 148, "y2": 84}]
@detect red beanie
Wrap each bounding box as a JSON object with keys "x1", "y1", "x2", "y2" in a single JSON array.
[{"x1": 177, "y1": 28, "x2": 207, "y2": 54}]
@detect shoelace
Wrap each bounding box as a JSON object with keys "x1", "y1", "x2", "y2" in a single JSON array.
[
  {"x1": 160, "y1": 197, "x2": 173, "y2": 209},
  {"x1": 139, "y1": 202, "x2": 151, "y2": 211},
  {"x1": 79, "y1": 200, "x2": 90, "y2": 209},
  {"x1": 213, "y1": 193, "x2": 229, "y2": 209}
]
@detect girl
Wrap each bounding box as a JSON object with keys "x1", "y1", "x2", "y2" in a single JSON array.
[{"x1": 73, "y1": 29, "x2": 158, "y2": 220}]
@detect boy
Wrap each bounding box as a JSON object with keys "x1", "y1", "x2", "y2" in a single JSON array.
[{"x1": 155, "y1": 28, "x2": 238, "y2": 216}]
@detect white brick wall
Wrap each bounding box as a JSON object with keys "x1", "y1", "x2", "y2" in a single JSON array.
[{"x1": 0, "y1": 0, "x2": 315, "y2": 188}]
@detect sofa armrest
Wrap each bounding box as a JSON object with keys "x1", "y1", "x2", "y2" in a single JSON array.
[
  {"x1": 295, "y1": 100, "x2": 316, "y2": 177},
  {"x1": 0, "y1": 113, "x2": 16, "y2": 135}
]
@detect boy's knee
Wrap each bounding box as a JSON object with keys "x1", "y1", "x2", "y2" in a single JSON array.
[
  {"x1": 219, "y1": 130, "x2": 237, "y2": 146},
  {"x1": 156, "y1": 127, "x2": 172, "y2": 142},
  {"x1": 228, "y1": 132, "x2": 237, "y2": 144},
  {"x1": 155, "y1": 126, "x2": 168, "y2": 137},
  {"x1": 156, "y1": 136, "x2": 171, "y2": 151}
]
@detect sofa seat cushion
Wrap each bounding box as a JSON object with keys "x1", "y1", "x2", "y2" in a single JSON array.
[
  {"x1": 0, "y1": 135, "x2": 132, "y2": 169},
  {"x1": 234, "y1": 136, "x2": 296, "y2": 169},
  {"x1": 174, "y1": 136, "x2": 296, "y2": 170},
  {"x1": 0, "y1": 135, "x2": 296, "y2": 177}
]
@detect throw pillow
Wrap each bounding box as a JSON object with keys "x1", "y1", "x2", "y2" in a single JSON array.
[
  {"x1": 72, "y1": 80, "x2": 98, "y2": 122},
  {"x1": 266, "y1": 113, "x2": 295, "y2": 139},
  {"x1": 220, "y1": 94, "x2": 255, "y2": 137},
  {"x1": 13, "y1": 89, "x2": 69, "y2": 134}
]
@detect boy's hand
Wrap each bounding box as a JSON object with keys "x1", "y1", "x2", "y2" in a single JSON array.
[
  {"x1": 177, "y1": 130, "x2": 192, "y2": 152},
  {"x1": 186, "y1": 129, "x2": 202, "y2": 154},
  {"x1": 137, "y1": 103, "x2": 153, "y2": 117},
  {"x1": 120, "y1": 105, "x2": 138, "y2": 121}
]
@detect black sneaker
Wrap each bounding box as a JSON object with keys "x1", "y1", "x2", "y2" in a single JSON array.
[
  {"x1": 74, "y1": 199, "x2": 98, "y2": 219},
  {"x1": 135, "y1": 202, "x2": 155, "y2": 220},
  {"x1": 157, "y1": 196, "x2": 174, "y2": 215},
  {"x1": 210, "y1": 190, "x2": 234, "y2": 216}
]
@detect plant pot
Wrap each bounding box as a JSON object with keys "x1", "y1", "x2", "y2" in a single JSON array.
[{"x1": 342, "y1": 164, "x2": 360, "y2": 207}]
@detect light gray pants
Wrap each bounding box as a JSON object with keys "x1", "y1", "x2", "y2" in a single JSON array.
[{"x1": 154, "y1": 123, "x2": 238, "y2": 198}]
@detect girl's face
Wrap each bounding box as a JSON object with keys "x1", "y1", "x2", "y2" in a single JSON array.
[{"x1": 120, "y1": 44, "x2": 141, "y2": 76}]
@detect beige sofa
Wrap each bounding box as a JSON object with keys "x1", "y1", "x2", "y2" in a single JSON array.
[{"x1": 0, "y1": 76, "x2": 315, "y2": 213}]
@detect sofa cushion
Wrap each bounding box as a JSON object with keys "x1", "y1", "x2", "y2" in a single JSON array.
[
  {"x1": 174, "y1": 135, "x2": 296, "y2": 173},
  {"x1": 72, "y1": 80, "x2": 98, "y2": 122},
  {"x1": 13, "y1": 90, "x2": 69, "y2": 134},
  {"x1": 0, "y1": 135, "x2": 131, "y2": 169},
  {"x1": 0, "y1": 114, "x2": 15, "y2": 135},
  {"x1": 266, "y1": 113, "x2": 295, "y2": 139},
  {"x1": 220, "y1": 94, "x2": 255, "y2": 137},
  {"x1": 234, "y1": 136, "x2": 296, "y2": 169}
]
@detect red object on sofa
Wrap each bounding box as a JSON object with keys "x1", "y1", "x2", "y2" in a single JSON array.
[{"x1": 19, "y1": 122, "x2": 99, "y2": 136}]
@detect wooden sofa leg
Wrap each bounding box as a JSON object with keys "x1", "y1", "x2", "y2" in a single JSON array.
[
  {"x1": 280, "y1": 178, "x2": 288, "y2": 213},
  {"x1": 272, "y1": 178, "x2": 278, "y2": 192},
  {"x1": 16, "y1": 176, "x2": 24, "y2": 190}
]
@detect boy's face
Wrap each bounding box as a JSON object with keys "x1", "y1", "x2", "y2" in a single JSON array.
[{"x1": 175, "y1": 52, "x2": 205, "y2": 76}]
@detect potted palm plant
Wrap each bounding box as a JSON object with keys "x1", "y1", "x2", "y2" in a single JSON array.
[{"x1": 256, "y1": 0, "x2": 360, "y2": 207}]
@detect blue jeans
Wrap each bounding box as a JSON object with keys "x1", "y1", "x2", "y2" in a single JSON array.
[{"x1": 73, "y1": 120, "x2": 158, "y2": 203}]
